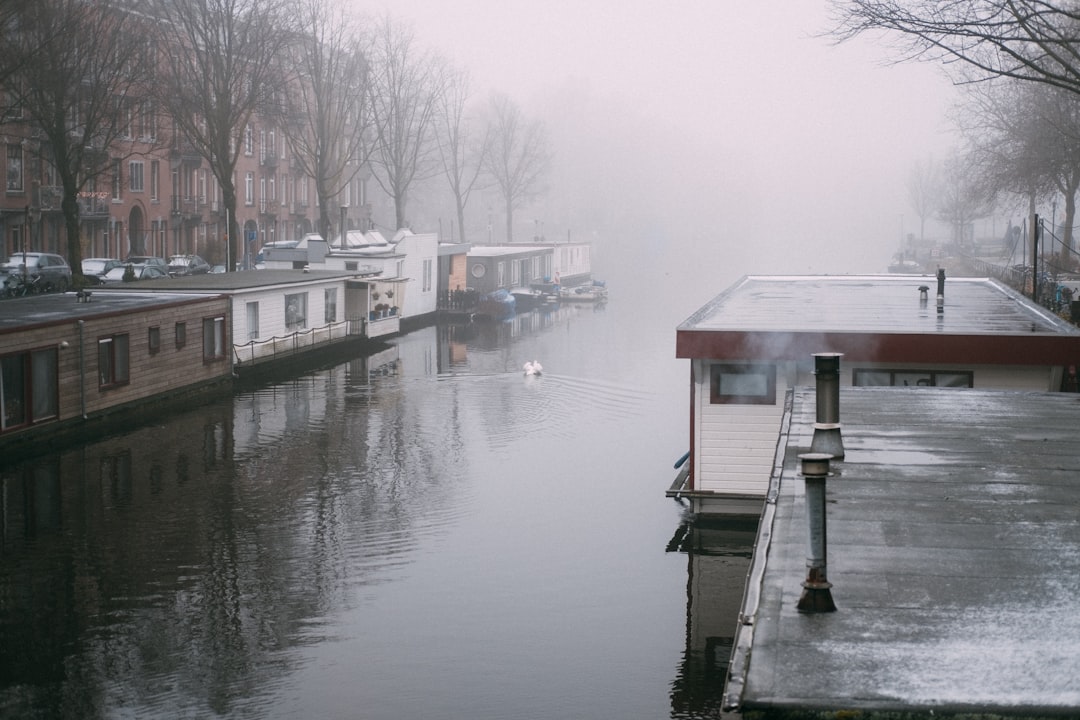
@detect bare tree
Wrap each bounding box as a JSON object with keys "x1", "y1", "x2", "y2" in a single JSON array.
[
  {"x1": 367, "y1": 14, "x2": 446, "y2": 231},
  {"x1": 152, "y1": 0, "x2": 295, "y2": 270},
  {"x1": 284, "y1": 0, "x2": 372, "y2": 245},
  {"x1": 938, "y1": 150, "x2": 995, "y2": 250},
  {"x1": 484, "y1": 93, "x2": 551, "y2": 243},
  {"x1": 0, "y1": 0, "x2": 158, "y2": 286},
  {"x1": 830, "y1": 1, "x2": 1080, "y2": 95},
  {"x1": 435, "y1": 66, "x2": 491, "y2": 243},
  {"x1": 961, "y1": 80, "x2": 1080, "y2": 260},
  {"x1": 907, "y1": 156, "x2": 939, "y2": 244}
]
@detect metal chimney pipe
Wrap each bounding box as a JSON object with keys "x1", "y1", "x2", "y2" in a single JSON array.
[
  {"x1": 810, "y1": 352, "x2": 844, "y2": 459},
  {"x1": 936, "y1": 268, "x2": 945, "y2": 314},
  {"x1": 796, "y1": 453, "x2": 837, "y2": 613}
]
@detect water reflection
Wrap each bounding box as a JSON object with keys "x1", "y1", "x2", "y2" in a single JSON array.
[
  {"x1": 1, "y1": 294, "x2": 747, "y2": 720},
  {"x1": 666, "y1": 516, "x2": 758, "y2": 719}
]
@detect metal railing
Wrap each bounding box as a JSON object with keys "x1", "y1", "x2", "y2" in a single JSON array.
[{"x1": 232, "y1": 316, "x2": 366, "y2": 368}]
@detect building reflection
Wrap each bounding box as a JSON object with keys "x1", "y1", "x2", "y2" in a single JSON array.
[{"x1": 666, "y1": 515, "x2": 758, "y2": 718}]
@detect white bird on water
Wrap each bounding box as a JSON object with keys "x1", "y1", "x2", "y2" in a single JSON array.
[{"x1": 523, "y1": 361, "x2": 543, "y2": 377}]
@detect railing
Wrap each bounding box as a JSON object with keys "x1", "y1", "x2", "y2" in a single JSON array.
[{"x1": 232, "y1": 317, "x2": 366, "y2": 369}]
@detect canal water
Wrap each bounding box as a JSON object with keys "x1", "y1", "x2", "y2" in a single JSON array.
[{"x1": 0, "y1": 260, "x2": 753, "y2": 719}]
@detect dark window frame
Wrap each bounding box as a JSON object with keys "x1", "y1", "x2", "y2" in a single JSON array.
[
  {"x1": 0, "y1": 346, "x2": 59, "y2": 432},
  {"x1": 175, "y1": 321, "x2": 186, "y2": 349},
  {"x1": 852, "y1": 368, "x2": 974, "y2": 388},
  {"x1": 709, "y1": 363, "x2": 777, "y2": 405},
  {"x1": 98, "y1": 333, "x2": 130, "y2": 389},
  {"x1": 148, "y1": 325, "x2": 161, "y2": 355},
  {"x1": 202, "y1": 315, "x2": 226, "y2": 363}
]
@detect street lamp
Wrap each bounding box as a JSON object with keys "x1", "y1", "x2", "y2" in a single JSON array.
[{"x1": 340, "y1": 204, "x2": 348, "y2": 248}]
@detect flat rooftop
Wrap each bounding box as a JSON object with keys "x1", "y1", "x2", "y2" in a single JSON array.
[
  {"x1": 676, "y1": 274, "x2": 1080, "y2": 364},
  {"x1": 0, "y1": 289, "x2": 222, "y2": 332},
  {"x1": 727, "y1": 386, "x2": 1080, "y2": 717},
  {"x1": 467, "y1": 245, "x2": 552, "y2": 257},
  {"x1": 127, "y1": 269, "x2": 362, "y2": 292}
]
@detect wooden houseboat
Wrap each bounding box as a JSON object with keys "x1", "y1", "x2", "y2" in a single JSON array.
[
  {"x1": 670, "y1": 272, "x2": 1080, "y2": 517},
  {"x1": 0, "y1": 290, "x2": 232, "y2": 456}
]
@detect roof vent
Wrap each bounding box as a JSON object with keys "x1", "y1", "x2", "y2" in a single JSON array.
[
  {"x1": 810, "y1": 352, "x2": 844, "y2": 459},
  {"x1": 936, "y1": 268, "x2": 945, "y2": 314}
]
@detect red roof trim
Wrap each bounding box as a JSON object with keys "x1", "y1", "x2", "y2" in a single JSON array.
[{"x1": 676, "y1": 330, "x2": 1080, "y2": 365}]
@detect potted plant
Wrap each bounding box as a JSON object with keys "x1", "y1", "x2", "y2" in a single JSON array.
[
  {"x1": 386, "y1": 289, "x2": 394, "y2": 298},
  {"x1": 372, "y1": 291, "x2": 380, "y2": 300}
]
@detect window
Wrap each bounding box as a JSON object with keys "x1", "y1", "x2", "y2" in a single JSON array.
[
  {"x1": 98, "y1": 334, "x2": 130, "y2": 388},
  {"x1": 345, "y1": 261, "x2": 358, "y2": 271},
  {"x1": 709, "y1": 363, "x2": 776, "y2": 405},
  {"x1": 148, "y1": 326, "x2": 161, "y2": 355},
  {"x1": 285, "y1": 292, "x2": 308, "y2": 330},
  {"x1": 129, "y1": 160, "x2": 144, "y2": 192},
  {"x1": 853, "y1": 369, "x2": 973, "y2": 388},
  {"x1": 325, "y1": 288, "x2": 337, "y2": 323},
  {"x1": 150, "y1": 160, "x2": 159, "y2": 200},
  {"x1": 423, "y1": 258, "x2": 432, "y2": 292},
  {"x1": 244, "y1": 124, "x2": 253, "y2": 155},
  {"x1": 246, "y1": 302, "x2": 259, "y2": 339},
  {"x1": 112, "y1": 159, "x2": 122, "y2": 200},
  {"x1": 245, "y1": 172, "x2": 254, "y2": 205},
  {"x1": 175, "y1": 321, "x2": 187, "y2": 349},
  {"x1": 6, "y1": 144, "x2": 23, "y2": 191},
  {"x1": 203, "y1": 316, "x2": 226, "y2": 362},
  {"x1": 1, "y1": 349, "x2": 58, "y2": 431}
]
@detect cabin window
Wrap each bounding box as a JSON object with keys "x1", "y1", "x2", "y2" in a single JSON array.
[
  {"x1": 247, "y1": 302, "x2": 260, "y2": 339},
  {"x1": 0, "y1": 348, "x2": 58, "y2": 431},
  {"x1": 853, "y1": 369, "x2": 973, "y2": 388},
  {"x1": 709, "y1": 363, "x2": 776, "y2": 405},
  {"x1": 285, "y1": 292, "x2": 307, "y2": 330},
  {"x1": 98, "y1": 334, "x2": 130, "y2": 389},
  {"x1": 345, "y1": 261, "x2": 358, "y2": 271},
  {"x1": 148, "y1": 326, "x2": 161, "y2": 355},
  {"x1": 202, "y1": 316, "x2": 226, "y2": 362},
  {"x1": 325, "y1": 288, "x2": 337, "y2": 323},
  {"x1": 175, "y1": 321, "x2": 186, "y2": 349}
]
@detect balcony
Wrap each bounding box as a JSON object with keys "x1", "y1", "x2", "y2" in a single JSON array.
[
  {"x1": 170, "y1": 195, "x2": 202, "y2": 223},
  {"x1": 77, "y1": 191, "x2": 110, "y2": 218},
  {"x1": 260, "y1": 152, "x2": 278, "y2": 168},
  {"x1": 258, "y1": 199, "x2": 279, "y2": 216}
]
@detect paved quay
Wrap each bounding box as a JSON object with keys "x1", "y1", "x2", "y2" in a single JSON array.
[{"x1": 725, "y1": 386, "x2": 1080, "y2": 718}]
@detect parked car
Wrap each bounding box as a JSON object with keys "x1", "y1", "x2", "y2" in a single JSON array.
[
  {"x1": 81, "y1": 257, "x2": 123, "y2": 285},
  {"x1": 1, "y1": 252, "x2": 72, "y2": 292},
  {"x1": 209, "y1": 264, "x2": 227, "y2": 274},
  {"x1": 101, "y1": 263, "x2": 169, "y2": 283},
  {"x1": 125, "y1": 255, "x2": 169, "y2": 274},
  {"x1": 167, "y1": 254, "x2": 211, "y2": 277}
]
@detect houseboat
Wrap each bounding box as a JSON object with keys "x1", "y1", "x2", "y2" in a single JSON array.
[
  {"x1": 670, "y1": 271, "x2": 1080, "y2": 517},
  {"x1": 106, "y1": 268, "x2": 389, "y2": 375},
  {"x1": 261, "y1": 229, "x2": 443, "y2": 327},
  {"x1": 0, "y1": 289, "x2": 232, "y2": 456}
]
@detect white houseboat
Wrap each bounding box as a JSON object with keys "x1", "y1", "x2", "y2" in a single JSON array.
[
  {"x1": 671, "y1": 272, "x2": 1080, "y2": 517},
  {"x1": 261, "y1": 229, "x2": 440, "y2": 326}
]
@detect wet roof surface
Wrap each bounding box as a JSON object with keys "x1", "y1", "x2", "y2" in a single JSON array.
[
  {"x1": 120, "y1": 269, "x2": 360, "y2": 291},
  {"x1": 0, "y1": 290, "x2": 220, "y2": 331},
  {"x1": 681, "y1": 274, "x2": 1079, "y2": 336},
  {"x1": 732, "y1": 386, "x2": 1080, "y2": 717}
]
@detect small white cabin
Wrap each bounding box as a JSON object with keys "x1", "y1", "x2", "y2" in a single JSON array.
[{"x1": 672, "y1": 273, "x2": 1080, "y2": 517}]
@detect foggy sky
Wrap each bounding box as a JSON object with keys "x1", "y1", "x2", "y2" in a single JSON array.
[{"x1": 358, "y1": 0, "x2": 958, "y2": 281}]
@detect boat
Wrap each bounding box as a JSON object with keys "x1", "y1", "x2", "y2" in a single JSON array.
[
  {"x1": 475, "y1": 288, "x2": 516, "y2": 319},
  {"x1": 512, "y1": 282, "x2": 561, "y2": 310},
  {"x1": 560, "y1": 282, "x2": 608, "y2": 303}
]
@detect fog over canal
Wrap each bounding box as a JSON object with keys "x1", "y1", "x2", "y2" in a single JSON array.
[{"x1": 1, "y1": 254, "x2": 755, "y2": 719}]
